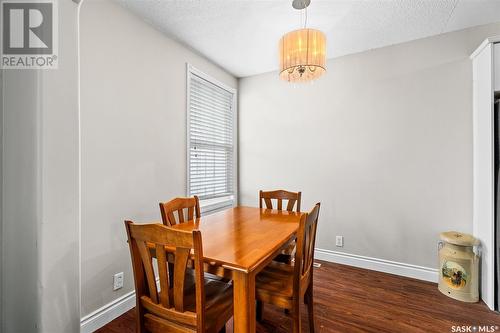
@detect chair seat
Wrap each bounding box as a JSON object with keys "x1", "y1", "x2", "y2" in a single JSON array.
[
  {"x1": 181, "y1": 272, "x2": 233, "y2": 330},
  {"x1": 273, "y1": 238, "x2": 296, "y2": 264},
  {"x1": 281, "y1": 240, "x2": 296, "y2": 255},
  {"x1": 142, "y1": 272, "x2": 233, "y2": 332},
  {"x1": 256, "y1": 261, "x2": 294, "y2": 299}
]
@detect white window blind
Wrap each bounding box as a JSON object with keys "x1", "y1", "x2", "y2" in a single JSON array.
[{"x1": 187, "y1": 65, "x2": 236, "y2": 206}]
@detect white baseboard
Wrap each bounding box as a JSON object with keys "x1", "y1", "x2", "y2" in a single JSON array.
[
  {"x1": 80, "y1": 251, "x2": 437, "y2": 332},
  {"x1": 80, "y1": 290, "x2": 136, "y2": 333},
  {"x1": 315, "y1": 248, "x2": 438, "y2": 283}
]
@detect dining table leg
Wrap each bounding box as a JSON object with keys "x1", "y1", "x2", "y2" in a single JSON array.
[{"x1": 233, "y1": 270, "x2": 256, "y2": 333}]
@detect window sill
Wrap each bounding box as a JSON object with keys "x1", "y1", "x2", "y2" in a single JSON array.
[{"x1": 200, "y1": 196, "x2": 235, "y2": 215}]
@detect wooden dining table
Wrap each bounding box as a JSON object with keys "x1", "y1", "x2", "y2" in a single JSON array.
[{"x1": 169, "y1": 206, "x2": 303, "y2": 333}]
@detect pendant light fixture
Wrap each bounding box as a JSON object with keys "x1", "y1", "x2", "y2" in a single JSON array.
[{"x1": 279, "y1": 0, "x2": 326, "y2": 82}]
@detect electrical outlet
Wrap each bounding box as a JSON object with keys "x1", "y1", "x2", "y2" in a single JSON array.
[
  {"x1": 336, "y1": 236, "x2": 344, "y2": 247},
  {"x1": 113, "y1": 272, "x2": 124, "y2": 291}
]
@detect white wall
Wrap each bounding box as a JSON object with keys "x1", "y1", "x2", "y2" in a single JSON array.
[
  {"x1": 39, "y1": 0, "x2": 81, "y2": 330},
  {"x1": 239, "y1": 23, "x2": 500, "y2": 270},
  {"x1": 1, "y1": 0, "x2": 81, "y2": 331},
  {"x1": 2, "y1": 67, "x2": 40, "y2": 333},
  {"x1": 79, "y1": 0, "x2": 237, "y2": 318}
]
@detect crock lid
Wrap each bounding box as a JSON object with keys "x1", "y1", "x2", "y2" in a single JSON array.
[{"x1": 440, "y1": 231, "x2": 480, "y2": 246}]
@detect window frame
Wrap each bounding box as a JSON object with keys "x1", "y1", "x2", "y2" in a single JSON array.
[{"x1": 186, "y1": 63, "x2": 238, "y2": 214}]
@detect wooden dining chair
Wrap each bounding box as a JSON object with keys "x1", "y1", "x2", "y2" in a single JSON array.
[
  {"x1": 160, "y1": 196, "x2": 201, "y2": 226},
  {"x1": 255, "y1": 203, "x2": 321, "y2": 333},
  {"x1": 125, "y1": 221, "x2": 233, "y2": 333},
  {"x1": 259, "y1": 189, "x2": 302, "y2": 264},
  {"x1": 259, "y1": 190, "x2": 301, "y2": 212},
  {"x1": 159, "y1": 196, "x2": 232, "y2": 282}
]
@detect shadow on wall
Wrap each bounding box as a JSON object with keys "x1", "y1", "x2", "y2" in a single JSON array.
[
  {"x1": 81, "y1": 244, "x2": 134, "y2": 315},
  {"x1": 45, "y1": 242, "x2": 80, "y2": 332}
]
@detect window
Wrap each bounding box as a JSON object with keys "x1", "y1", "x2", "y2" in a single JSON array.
[{"x1": 187, "y1": 65, "x2": 237, "y2": 213}]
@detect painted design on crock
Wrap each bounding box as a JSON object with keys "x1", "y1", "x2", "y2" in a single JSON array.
[{"x1": 442, "y1": 261, "x2": 467, "y2": 289}]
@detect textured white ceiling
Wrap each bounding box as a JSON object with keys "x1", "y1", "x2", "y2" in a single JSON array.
[{"x1": 115, "y1": 0, "x2": 500, "y2": 77}]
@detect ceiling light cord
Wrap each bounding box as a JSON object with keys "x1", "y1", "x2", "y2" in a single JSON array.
[
  {"x1": 298, "y1": 0, "x2": 308, "y2": 29},
  {"x1": 304, "y1": 6, "x2": 308, "y2": 28}
]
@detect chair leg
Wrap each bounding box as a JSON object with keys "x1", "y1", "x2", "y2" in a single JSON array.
[
  {"x1": 256, "y1": 300, "x2": 264, "y2": 322},
  {"x1": 291, "y1": 302, "x2": 301, "y2": 333},
  {"x1": 305, "y1": 286, "x2": 315, "y2": 333}
]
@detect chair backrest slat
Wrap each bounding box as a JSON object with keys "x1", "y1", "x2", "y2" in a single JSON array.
[
  {"x1": 264, "y1": 198, "x2": 273, "y2": 209},
  {"x1": 155, "y1": 244, "x2": 170, "y2": 308},
  {"x1": 125, "y1": 221, "x2": 205, "y2": 332},
  {"x1": 159, "y1": 196, "x2": 201, "y2": 226},
  {"x1": 173, "y1": 247, "x2": 190, "y2": 312},
  {"x1": 177, "y1": 209, "x2": 185, "y2": 224},
  {"x1": 187, "y1": 206, "x2": 194, "y2": 221},
  {"x1": 136, "y1": 240, "x2": 159, "y2": 304},
  {"x1": 259, "y1": 190, "x2": 302, "y2": 212}
]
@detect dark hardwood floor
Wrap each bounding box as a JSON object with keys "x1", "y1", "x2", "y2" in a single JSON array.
[{"x1": 96, "y1": 261, "x2": 500, "y2": 332}]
